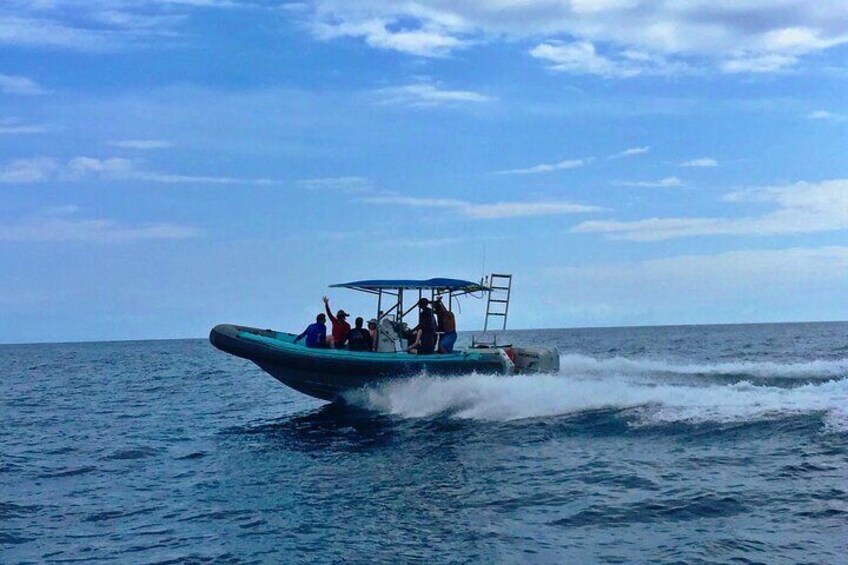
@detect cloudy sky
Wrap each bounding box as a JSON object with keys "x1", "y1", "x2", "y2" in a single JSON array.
[{"x1": 2, "y1": 0, "x2": 847, "y2": 343}]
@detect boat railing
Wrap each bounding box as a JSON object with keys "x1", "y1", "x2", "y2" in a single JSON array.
[{"x1": 471, "y1": 334, "x2": 499, "y2": 348}]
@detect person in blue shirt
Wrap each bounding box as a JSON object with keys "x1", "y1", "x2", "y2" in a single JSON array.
[{"x1": 294, "y1": 313, "x2": 329, "y2": 348}]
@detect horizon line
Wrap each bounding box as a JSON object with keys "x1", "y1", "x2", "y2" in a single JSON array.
[{"x1": 1, "y1": 319, "x2": 845, "y2": 347}]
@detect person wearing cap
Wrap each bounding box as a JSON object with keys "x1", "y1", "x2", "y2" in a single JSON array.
[
  {"x1": 323, "y1": 296, "x2": 351, "y2": 348},
  {"x1": 367, "y1": 319, "x2": 378, "y2": 351},
  {"x1": 407, "y1": 298, "x2": 437, "y2": 355}
]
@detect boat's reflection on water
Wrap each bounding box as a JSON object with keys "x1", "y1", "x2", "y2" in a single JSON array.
[
  {"x1": 227, "y1": 397, "x2": 486, "y2": 459},
  {"x1": 231, "y1": 401, "x2": 402, "y2": 452}
]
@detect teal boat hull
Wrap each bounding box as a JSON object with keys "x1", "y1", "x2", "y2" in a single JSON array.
[{"x1": 209, "y1": 324, "x2": 511, "y2": 401}]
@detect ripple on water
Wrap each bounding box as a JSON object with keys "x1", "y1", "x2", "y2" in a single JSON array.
[
  {"x1": 550, "y1": 494, "x2": 750, "y2": 528},
  {"x1": 0, "y1": 501, "x2": 43, "y2": 519},
  {"x1": 775, "y1": 461, "x2": 837, "y2": 478},
  {"x1": 576, "y1": 469, "x2": 660, "y2": 491},
  {"x1": 101, "y1": 446, "x2": 161, "y2": 461},
  {"x1": 658, "y1": 537, "x2": 772, "y2": 563},
  {"x1": 173, "y1": 451, "x2": 208, "y2": 460},
  {"x1": 0, "y1": 461, "x2": 23, "y2": 474},
  {"x1": 796, "y1": 506, "x2": 848, "y2": 519},
  {"x1": 0, "y1": 532, "x2": 36, "y2": 545},
  {"x1": 82, "y1": 506, "x2": 159, "y2": 523},
  {"x1": 36, "y1": 465, "x2": 98, "y2": 479}
]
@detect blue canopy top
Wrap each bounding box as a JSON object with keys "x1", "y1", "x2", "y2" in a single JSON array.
[{"x1": 330, "y1": 278, "x2": 489, "y2": 292}]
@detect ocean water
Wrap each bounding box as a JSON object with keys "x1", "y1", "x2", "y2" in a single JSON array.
[{"x1": 2, "y1": 322, "x2": 847, "y2": 564}]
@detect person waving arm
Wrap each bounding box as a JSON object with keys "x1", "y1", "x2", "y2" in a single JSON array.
[{"x1": 323, "y1": 296, "x2": 337, "y2": 325}]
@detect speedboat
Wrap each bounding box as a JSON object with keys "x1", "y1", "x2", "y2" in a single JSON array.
[{"x1": 209, "y1": 277, "x2": 559, "y2": 401}]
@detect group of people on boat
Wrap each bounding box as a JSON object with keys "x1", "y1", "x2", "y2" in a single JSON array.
[{"x1": 294, "y1": 296, "x2": 457, "y2": 355}]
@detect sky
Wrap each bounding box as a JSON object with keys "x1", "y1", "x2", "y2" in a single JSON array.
[{"x1": 1, "y1": 0, "x2": 847, "y2": 343}]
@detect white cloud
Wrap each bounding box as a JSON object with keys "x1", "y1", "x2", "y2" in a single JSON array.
[
  {"x1": 158, "y1": 0, "x2": 241, "y2": 7},
  {"x1": 301, "y1": 1, "x2": 848, "y2": 74},
  {"x1": 383, "y1": 237, "x2": 459, "y2": 248},
  {"x1": 541, "y1": 246, "x2": 848, "y2": 324},
  {"x1": 0, "y1": 155, "x2": 280, "y2": 186},
  {"x1": 0, "y1": 206, "x2": 199, "y2": 243},
  {"x1": 311, "y1": 17, "x2": 467, "y2": 57},
  {"x1": 108, "y1": 139, "x2": 173, "y2": 149},
  {"x1": 497, "y1": 158, "x2": 588, "y2": 175},
  {"x1": 64, "y1": 156, "x2": 135, "y2": 179},
  {"x1": 374, "y1": 82, "x2": 491, "y2": 107},
  {"x1": 0, "y1": 118, "x2": 48, "y2": 134},
  {"x1": 464, "y1": 201, "x2": 601, "y2": 219},
  {"x1": 531, "y1": 41, "x2": 634, "y2": 77},
  {"x1": 0, "y1": 2, "x2": 249, "y2": 51},
  {"x1": 574, "y1": 178, "x2": 848, "y2": 241},
  {"x1": 551, "y1": 247, "x2": 848, "y2": 289},
  {"x1": 0, "y1": 158, "x2": 58, "y2": 183},
  {"x1": 0, "y1": 73, "x2": 50, "y2": 95},
  {"x1": 296, "y1": 176, "x2": 372, "y2": 193},
  {"x1": 279, "y1": 3, "x2": 309, "y2": 13},
  {"x1": 361, "y1": 194, "x2": 601, "y2": 219},
  {"x1": 608, "y1": 146, "x2": 650, "y2": 159},
  {"x1": 5, "y1": 1, "x2": 846, "y2": 72},
  {"x1": 132, "y1": 172, "x2": 278, "y2": 185},
  {"x1": 806, "y1": 110, "x2": 847, "y2": 122},
  {"x1": 0, "y1": 15, "x2": 139, "y2": 51},
  {"x1": 360, "y1": 195, "x2": 468, "y2": 208},
  {"x1": 0, "y1": 124, "x2": 47, "y2": 134},
  {"x1": 530, "y1": 42, "x2": 683, "y2": 77},
  {"x1": 759, "y1": 26, "x2": 848, "y2": 53},
  {"x1": 721, "y1": 53, "x2": 799, "y2": 74},
  {"x1": 614, "y1": 176, "x2": 683, "y2": 187},
  {"x1": 681, "y1": 158, "x2": 718, "y2": 168}
]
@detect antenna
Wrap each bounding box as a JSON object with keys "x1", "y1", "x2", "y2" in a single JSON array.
[{"x1": 480, "y1": 242, "x2": 487, "y2": 284}]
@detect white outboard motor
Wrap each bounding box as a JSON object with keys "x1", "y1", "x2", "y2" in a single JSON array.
[
  {"x1": 376, "y1": 318, "x2": 401, "y2": 352},
  {"x1": 509, "y1": 346, "x2": 560, "y2": 374}
]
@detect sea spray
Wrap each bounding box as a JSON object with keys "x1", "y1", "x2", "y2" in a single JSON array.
[
  {"x1": 557, "y1": 353, "x2": 848, "y2": 380},
  {"x1": 354, "y1": 354, "x2": 848, "y2": 428}
]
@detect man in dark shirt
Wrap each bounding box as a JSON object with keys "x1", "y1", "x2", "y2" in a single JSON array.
[
  {"x1": 346, "y1": 317, "x2": 373, "y2": 352},
  {"x1": 294, "y1": 313, "x2": 328, "y2": 348},
  {"x1": 408, "y1": 298, "x2": 437, "y2": 355},
  {"x1": 323, "y1": 296, "x2": 351, "y2": 348}
]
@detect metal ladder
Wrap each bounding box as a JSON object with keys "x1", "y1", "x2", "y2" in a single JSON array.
[{"x1": 483, "y1": 273, "x2": 512, "y2": 331}]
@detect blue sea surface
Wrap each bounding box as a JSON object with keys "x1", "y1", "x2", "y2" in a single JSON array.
[{"x1": 2, "y1": 322, "x2": 847, "y2": 563}]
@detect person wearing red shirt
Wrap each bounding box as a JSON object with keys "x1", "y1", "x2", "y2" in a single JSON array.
[{"x1": 323, "y1": 296, "x2": 351, "y2": 348}]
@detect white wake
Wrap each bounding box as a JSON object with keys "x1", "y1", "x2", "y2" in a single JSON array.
[{"x1": 351, "y1": 354, "x2": 848, "y2": 431}]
